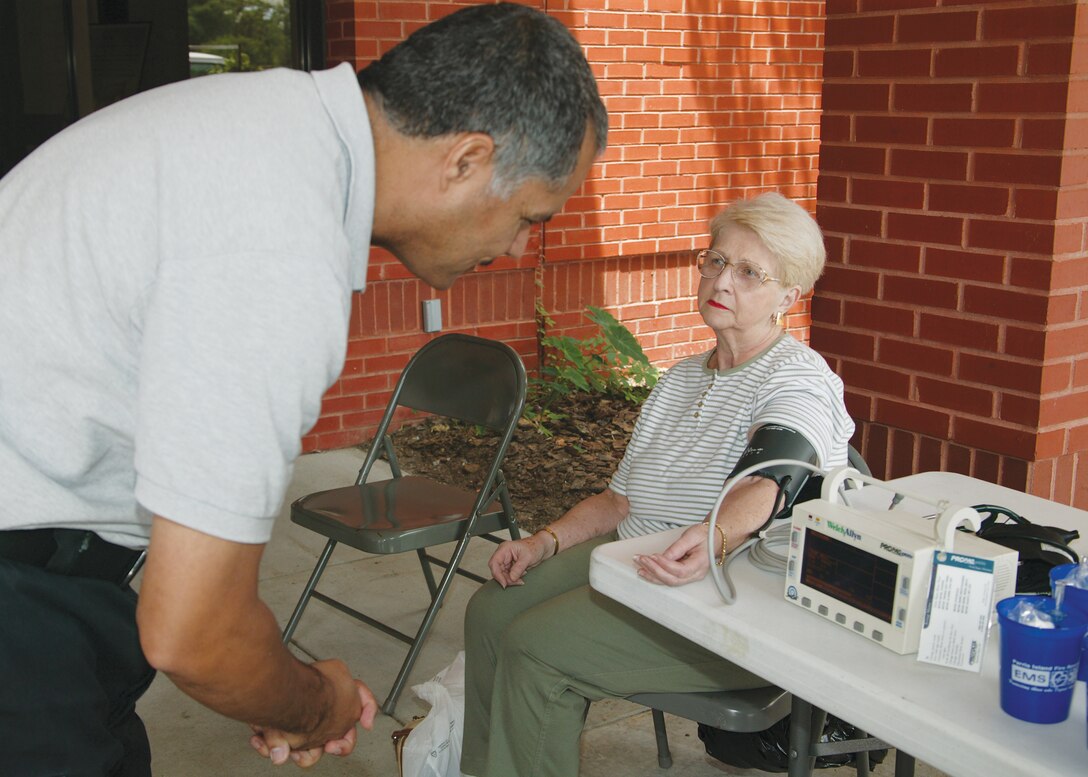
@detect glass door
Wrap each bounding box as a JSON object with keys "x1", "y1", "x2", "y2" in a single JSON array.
[{"x1": 0, "y1": 0, "x2": 324, "y2": 177}]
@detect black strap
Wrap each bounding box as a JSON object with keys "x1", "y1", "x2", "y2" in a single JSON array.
[
  {"x1": 974, "y1": 504, "x2": 1081, "y2": 544},
  {"x1": 977, "y1": 524, "x2": 1078, "y2": 560},
  {"x1": 972, "y1": 504, "x2": 1080, "y2": 567},
  {"x1": 969, "y1": 504, "x2": 1082, "y2": 594},
  {"x1": 730, "y1": 424, "x2": 818, "y2": 521},
  {"x1": 0, "y1": 528, "x2": 143, "y2": 586}
]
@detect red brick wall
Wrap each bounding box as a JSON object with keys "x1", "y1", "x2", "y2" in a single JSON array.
[
  {"x1": 814, "y1": 1, "x2": 1088, "y2": 507},
  {"x1": 306, "y1": 269, "x2": 541, "y2": 450},
  {"x1": 304, "y1": 0, "x2": 826, "y2": 451}
]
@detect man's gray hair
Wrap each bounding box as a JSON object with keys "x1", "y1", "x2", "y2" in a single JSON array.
[{"x1": 358, "y1": 2, "x2": 608, "y2": 199}]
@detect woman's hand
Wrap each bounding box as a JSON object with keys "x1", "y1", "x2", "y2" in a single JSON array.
[
  {"x1": 633, "y1": 476, "x2": 778, "y2": 587},
  {"x1": 633, "y1": 523, "x2": 716, "y2": 587},
  {"x1": 488, "y1": 490, "x2": 631, "y2": 589},
  {"x1": 488, "y1": 535, "x2": 550, "y2": 588}
]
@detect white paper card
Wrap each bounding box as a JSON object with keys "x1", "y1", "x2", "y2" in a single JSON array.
[{"x1": 917, "y1": 551, "x2": 995, "y2": 672}]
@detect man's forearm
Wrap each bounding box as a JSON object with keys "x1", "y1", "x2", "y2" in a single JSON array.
[
  {"x1": 155, "y1": 599, "x2": 335, "y2": 737},
  {"x1": 136, "y1": 515, "x2": 360, "y2": 749}
]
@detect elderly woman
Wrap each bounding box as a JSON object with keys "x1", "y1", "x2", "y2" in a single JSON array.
[{"x1": 460, "y1": 193, "x2": 854, "y2": 777}]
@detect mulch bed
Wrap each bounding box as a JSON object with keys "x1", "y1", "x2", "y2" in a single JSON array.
[{"x1": 385, "y1": 392, "x2": 640, "y2": 533}]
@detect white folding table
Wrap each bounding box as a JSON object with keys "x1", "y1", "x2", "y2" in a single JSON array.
[{"x1": 589, "y1": 472, "x2": 1087, "y2": 777}]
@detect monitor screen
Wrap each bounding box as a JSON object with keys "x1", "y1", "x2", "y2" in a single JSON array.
[{"x1": 800, "y1": 528, "x2": 898, "y2": 623}]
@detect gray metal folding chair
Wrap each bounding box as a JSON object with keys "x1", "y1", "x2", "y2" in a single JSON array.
[
  {"x1": 626, "y1": 688, "x2": 908, "y2": 776},
  {"x1": 281, "y1": 333, "x2": 527, "y2": 714},
  {"x1": 627, "y1": 685, "x2": 791, "y2": 769},
  {"x1": 626, "y1": 445, "x2": 915, "y2": 776}
]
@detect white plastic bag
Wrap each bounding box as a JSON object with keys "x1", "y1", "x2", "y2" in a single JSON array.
[{"x1": 400, "y1": 652, "x2": 466, "y2": 777}]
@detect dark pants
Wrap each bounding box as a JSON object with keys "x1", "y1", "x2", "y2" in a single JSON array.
[{"x1": 0, "y1": 558, "x2": 156, "y2": 777}]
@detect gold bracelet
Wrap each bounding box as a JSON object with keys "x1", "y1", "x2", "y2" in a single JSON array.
[
  {"x1": 703, "y1": 519, "x2": 727, "y2": 567},
  {"x1": 541, "y1": 526, "x2": 560, "y2": 557}
]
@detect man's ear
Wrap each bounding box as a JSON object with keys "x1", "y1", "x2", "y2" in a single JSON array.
[{"x1": 440, "y1": 133, "x2": 495, "y2": 191}]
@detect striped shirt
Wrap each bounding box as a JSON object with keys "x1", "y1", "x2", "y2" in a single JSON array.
[{"x1": 611, "y1": 334, "x2": 854, "y2": 540}]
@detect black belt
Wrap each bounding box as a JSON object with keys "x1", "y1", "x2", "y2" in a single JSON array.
[{"x1": 0, "y1": 528, "x2": 145, "y2": 586}]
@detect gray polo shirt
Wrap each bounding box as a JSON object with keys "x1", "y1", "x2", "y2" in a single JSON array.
[{"x1": 0, "y1": 63, "x2": 374, "y2": 547}]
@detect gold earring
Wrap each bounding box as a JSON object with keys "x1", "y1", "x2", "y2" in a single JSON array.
[{"x1": 772, "y1": 311, "x2": 783, "y2": 326}]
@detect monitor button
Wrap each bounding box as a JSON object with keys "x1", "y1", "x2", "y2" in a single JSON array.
[
  {"x1": 835, "y1": 613, "x2": 847, "y2": 624},
  {"x1": 872, "y1": 631, "x2": 884, "y2": 642},
  {"x1": 853, "y1": 621, "x2": 864, "y2": 632},
  {"x1": 818, "y1": 605, "x2": 829, "y2": 616}
]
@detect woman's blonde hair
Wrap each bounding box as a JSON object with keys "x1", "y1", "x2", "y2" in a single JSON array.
[{"x1": 709, "y1": 193, "x2": 826, "y2": 293}]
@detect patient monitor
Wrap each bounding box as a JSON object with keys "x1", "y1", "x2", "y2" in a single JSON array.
[{"x1": 783, "y1": 468, "x2": 1019, "y2": 655}]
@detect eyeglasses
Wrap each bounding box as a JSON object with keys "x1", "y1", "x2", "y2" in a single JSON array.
[{"x1": 696, "y1": 249, "x2": 781, "y2": 290}]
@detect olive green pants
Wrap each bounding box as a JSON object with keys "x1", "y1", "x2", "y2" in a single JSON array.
[{"x1": 461, "y1": 533, "x2": 767, "y2": 777}]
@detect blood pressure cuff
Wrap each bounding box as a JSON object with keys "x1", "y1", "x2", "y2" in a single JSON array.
[
  {"x1": 728, "y1": 424, "x2": 818, "y2": 519},
  {"x1": 972, "y1": 505, "x2": 1080, "y2": 594}
]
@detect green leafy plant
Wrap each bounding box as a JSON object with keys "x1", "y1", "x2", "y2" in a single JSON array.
[{"x1": 524, "y1": 305, "x2": 659, "y2": 435}]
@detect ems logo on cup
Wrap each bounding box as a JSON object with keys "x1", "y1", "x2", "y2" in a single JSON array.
[
  {"x1": 1048, "y1": 667, "x2": 1078, "y2": 689},
  {"x1": 1011, "y1": 661, "x2": 1078, "y2": 691}
]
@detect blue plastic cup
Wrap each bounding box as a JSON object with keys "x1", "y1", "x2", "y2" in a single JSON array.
[
  {"x1": 996, "y1": 595, "x2": 1088, "y2": 724},
  {"x1": 1049, "y1": 564, "x2": 1088, "y2": 682},
  {"x1": 1084, "y1": 631, "x2": 1088, "y2": 686}
]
